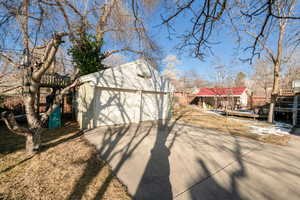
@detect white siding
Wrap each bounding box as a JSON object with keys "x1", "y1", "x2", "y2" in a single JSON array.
[
  {"x1": 79, "y1": 59, "x2": 174, "y2": 93},
  {"x1": 76, "y1": 60, "x2": 173, "y2": 129},
  {"x1": 240, "y1": 91, "x2": 248, "y2": 107},
  {"x1": 76, "y1": 84, "x2": 172, "y2": 129},
  {"x1": 93, "y1": 88, "x2": 139, "y2": 127}
]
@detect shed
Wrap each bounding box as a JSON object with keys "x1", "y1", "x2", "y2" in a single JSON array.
[
  {"x1": 192, "y1": 87, "x2": 250, "y2": 109},
  {"x1": 75, "y1": 59, "x2": 174, "y2": 129}
]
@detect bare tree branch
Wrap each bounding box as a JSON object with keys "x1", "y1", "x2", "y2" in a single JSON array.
[
  {"x1": 160, "y1": 0, "x2": 228, "y2": 59},
  {"x1": 54, "y1": 0, "x2": 76, "y2": 41},
  {"x1": 161, "y1": 0, "x2": 196, "y2": 25},
  {"x1": 104, "y1": 47, "x2": 143, "y2": 57},
  {"x1": 245, "y1": 31, "x2": 276, "y2": 64},
  {"x1": 32, "y1": 32, "x2": 67, "y2": 81},
  {"x1": 96, "y1": 0, "x2": 117, "y2": 40},
  {"x1": 0, "y1": 52, "x2": 21, "y2": 68},
  {"x1": 1, "y1": 112, "x2": 30, "y2": 136}
]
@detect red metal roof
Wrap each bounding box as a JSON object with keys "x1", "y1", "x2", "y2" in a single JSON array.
[{"x1": 197, "y1": 87, "x2": 247, "y2": 96}]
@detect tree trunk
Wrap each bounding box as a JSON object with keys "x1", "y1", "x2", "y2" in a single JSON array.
[
  {"x1": 268, "y1": 63, "x2": 281, "y2": 123},
  {"x1": 25, "y1": 113, "x2": 43, "y2": 153},
  {"x1": 26, "y1": 132, "x2": 41, "y2": 154},
  {"x1": 1, "y1": 111, "x2": 42, "y2": 154},
  {"x1": 267, "y1": 21, "x2": 285, "y2": 123},
  {"x1": 268, "y1": 94, "x2": 276, "y2": 123}
]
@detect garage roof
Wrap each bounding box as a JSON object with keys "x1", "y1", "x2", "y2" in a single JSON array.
[{"x1": 79, "y1": 59, "x2": 174, "y2": 93}]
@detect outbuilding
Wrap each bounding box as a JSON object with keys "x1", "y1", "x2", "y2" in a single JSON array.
[
  {"x1": 192, "y1": 87, "x2": 250, "y2": 109},
  {"x1": 75, "y1": 59, "x2": 174, "y2": 129}
]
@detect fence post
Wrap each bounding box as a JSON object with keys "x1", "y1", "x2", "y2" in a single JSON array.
[{"x1": 292, "y1": 95, "x2": 298, "y2": 126}]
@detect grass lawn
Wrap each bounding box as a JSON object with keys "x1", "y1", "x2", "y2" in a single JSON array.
[
  {"x1": 0, "y1": 121, "x2": 131, "y2": 200},
  {"x1": 173, "y1": 105, "x2": 290, "y2": 145}
]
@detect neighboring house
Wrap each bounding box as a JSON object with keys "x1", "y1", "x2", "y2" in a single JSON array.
[
  {"x1": 192, "y1": 87, "x2": 250, "y2": 109},
  {"x1": 75, "y1": 59, "x2": 174, "y2": 129}
]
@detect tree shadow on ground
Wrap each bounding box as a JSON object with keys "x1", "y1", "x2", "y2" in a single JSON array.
[
  {"x1": 0, "y1": 155, "x2": 34, "y2": 174},
  {"x1": 67, "y1": 63, "x2": 182, "y2": 200},
  {"x1": 0, "y1": 121, "x2": 82, "y2": 175},
  {"x1": 133, "y1": 117, "x2": 182, "y2": 199},
  {"x1": 180, "y1": 137, "x2": 247, "y2": 200},
  {"x1": 39, "y1": 126, "x2": 83, "y2": 152},
  {"x1": 0, "y1": 123, "x2": 26, "y2": 155},
  {"x1": 0, "y1": 120, "x2": 80, "y2": 155},
  {"x1": 66, "y1": 116, "x2": 184, "y2": 200}
]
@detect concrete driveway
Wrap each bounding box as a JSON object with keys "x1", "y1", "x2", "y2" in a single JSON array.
[{"x1": 84, "y1": 120, "x2": 300, "y2": 200}]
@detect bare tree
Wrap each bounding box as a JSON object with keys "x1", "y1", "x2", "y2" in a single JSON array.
[
  {"x1": 0, "y1": 0, "x2": 159, "y2": 154},
  {"x1": 211, "y1": 57, "x2": 235, "y2": 88},
  {"x1": 159, "y1": 0, "x2": 300, "y2": 60},
  {"x1": 159, "y1": 0, "x2": 300, "y2": 118},
  {"x1": 102, "y1": 54, "x2": 127, "y2": 67},
  {"x1": 239, "y1": 1, "x2": 297, "y2": 122},
  {"x1": 235, "y1": 72, "x2": 246, "y2": 87},
  {"x1": 162, "y1": 54, "x2": 181, "y2": 88},
  {"x1": 251, "y1": 58, "x2": 273, "y2": 98},
  {"x1": 182, "y1": 70, "x2": 208, "y2": 90},
  {"x1": 281, "y1": 49, "x2": 300, "y2": 88}
]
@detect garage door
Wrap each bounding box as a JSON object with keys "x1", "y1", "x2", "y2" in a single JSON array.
[
  {"x1": 93, "y1": 88, "x2": 140, "y2": 127},
  {"x1": 91, "y1": 88, "x2": 171, "y2": 127}
]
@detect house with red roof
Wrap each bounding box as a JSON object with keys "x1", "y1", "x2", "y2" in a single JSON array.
[{"x1": 192, "y1": 87, "x2": 250, "y2": 109}]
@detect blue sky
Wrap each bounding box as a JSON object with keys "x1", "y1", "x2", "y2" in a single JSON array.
[
  {"x1": 157, "y1": 34, "x2": 253, "y2": 80},
  {"x1": 147, "y1": 7, "x2": 255, "y2": 81}
]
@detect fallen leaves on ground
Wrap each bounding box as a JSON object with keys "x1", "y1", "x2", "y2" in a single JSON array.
[{"x1": 0, "y1": 122, "x2": 131, "y2": 200}]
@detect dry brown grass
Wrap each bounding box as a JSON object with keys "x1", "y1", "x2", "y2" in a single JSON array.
[
  {"x1": 0, "y1": 122, "x2": 131, "y2": 200},
  {"x1": 173, "y1": 105, "x2": 290, "y2": 145}
]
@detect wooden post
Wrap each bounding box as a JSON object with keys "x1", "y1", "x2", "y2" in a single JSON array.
[
  {"x1": 292, "y1": 95, "x2": 298, "y2": 126},
  {"x1": 214, "y1": 96, "x2": 217, "y2": 109},
  {"x1": 61, "y1": 89, "x2": 64, "y2": 118}
]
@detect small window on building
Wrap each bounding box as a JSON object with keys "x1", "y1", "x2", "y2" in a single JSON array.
[{"x1": 137, "y1": 73, "x2": 151, "y2": 79}]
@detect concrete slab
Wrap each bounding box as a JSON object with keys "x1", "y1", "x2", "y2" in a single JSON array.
[
  {"x1": 175, "y1": 135, "x2": 300, "y2": 200},
  {"x1": 84, "y1": 120, "x2": 269, "y2": 199}
]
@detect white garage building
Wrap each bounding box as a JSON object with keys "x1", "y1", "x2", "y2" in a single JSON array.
[{"x1": 75, "y1": 59, "x2": 174, "y2": 129}]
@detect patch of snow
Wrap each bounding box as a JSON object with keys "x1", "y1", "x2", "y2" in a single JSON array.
[
  {"x1": 235, "y1": 110, "x2": 255, "y2": 114},
  {"x1": 274, "y1": 121, "x2": 293, "y2": 130},
  {"x1": 205, "y1": 110, "x2": 225, "y2": 115},
  {"x1": 205, "y1": 110, "x2": 292, "y2": 136},
  {"x1": 249, "y1": 121, "x2": 292, "y2": 136},
  {"x1": 228, "y1": 116, "x2": 292, "y2": 136}
]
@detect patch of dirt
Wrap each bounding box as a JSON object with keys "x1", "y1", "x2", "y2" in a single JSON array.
[
  {"x1": 0, "y1": 122, "x2": 131, "y2": 200},
  {"x1": 173, "y1": 105, "x2": 290, "y2": 145}
]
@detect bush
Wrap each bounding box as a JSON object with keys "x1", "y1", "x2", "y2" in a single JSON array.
[{"x1": 68, "y1": 34, "x2": 107, "y2": 75}]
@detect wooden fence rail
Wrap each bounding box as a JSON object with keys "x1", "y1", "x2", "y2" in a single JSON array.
[{"x1": 24, "y1": 73, "x2": 71, "y2": 88}]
